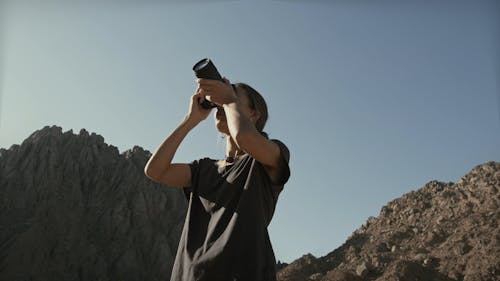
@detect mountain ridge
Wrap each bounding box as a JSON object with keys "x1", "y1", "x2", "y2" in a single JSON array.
[
  {"x1": 0, "y1": 125, "x2": 186, "y2": 281},
  {"x1": 1, "y1": 125, "x2": 498, "y2": 281},
  {"x1": 276, "y1": 161, "x2": 499, "y2": 281}
]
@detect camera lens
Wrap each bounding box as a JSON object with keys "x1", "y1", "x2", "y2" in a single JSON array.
[
  {"x1": 192, "y1": 58, "x2": 221, "y2": 109},
  {"x1": 193, "y1": 59, "x2": 210, "y2": 72},
  {"x1": 193, "y1": 58, "x2": 222, "y2": 81}
]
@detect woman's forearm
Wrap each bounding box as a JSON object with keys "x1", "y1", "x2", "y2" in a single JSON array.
[
  {"x1": 223, "y1": 101, "x2": 258, "y2": 148},
  {"x1": 144, "y1": 116, "x2": 198, "y2": 178}
]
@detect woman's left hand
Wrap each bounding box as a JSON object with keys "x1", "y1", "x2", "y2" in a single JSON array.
[{"x1": 197, "y1": 78, "x2": 238, "y2": 106}]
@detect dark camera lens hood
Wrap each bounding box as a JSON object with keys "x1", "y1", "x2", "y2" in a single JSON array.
[{"x1": 193, "y1": 58, "x2": 223, "y2": 81}]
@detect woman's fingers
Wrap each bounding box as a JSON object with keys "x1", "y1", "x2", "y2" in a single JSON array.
[
  {"x1": 196, "y1": 78, "x2": 234, "y2": 105},
  {"x1": 197, "y1": 78, "x2": 217, "y2": 85},
  {"x1": 197, "y1": 78, "x2": 226, "y2": 89},
  {"x1": 197, "y1": 80, "x2": 230, "y2": 95}
]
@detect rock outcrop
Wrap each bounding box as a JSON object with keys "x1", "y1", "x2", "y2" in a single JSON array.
[
  {"x1": 0, "y1": 125, "x2": 187, "y2": 281},
  {"x1": 277, "y1": 162, "x2": 499, "y2": 281}
]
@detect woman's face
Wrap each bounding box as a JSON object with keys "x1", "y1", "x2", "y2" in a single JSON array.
[{"x1": 215, "y1": 87, "x2": 259, "y2": 135}]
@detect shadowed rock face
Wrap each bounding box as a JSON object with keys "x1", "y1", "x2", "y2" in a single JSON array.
[
  {"x1": 0, "y1": 125, "x2": 187, "y2": 281},
  {"x1": 277, "y1": 162, "x2": 500, "y2": 281}
]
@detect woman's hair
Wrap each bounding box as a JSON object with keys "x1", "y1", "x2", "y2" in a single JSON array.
[{"x1": 234, "y1": 82, "x2": 268, "y2": 133}]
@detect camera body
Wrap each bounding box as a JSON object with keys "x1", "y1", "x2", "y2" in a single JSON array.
[{"x1": 192, "y1": 58, "x2": 223, "y2": 109}]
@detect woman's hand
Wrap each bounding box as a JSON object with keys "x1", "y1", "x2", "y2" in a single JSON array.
[
  {"x1": 186, "y1": 89, "x2": 212, "y2": 125},
  {"x1": 197, "y1": 78, "x2": 238, "y2": 106}
]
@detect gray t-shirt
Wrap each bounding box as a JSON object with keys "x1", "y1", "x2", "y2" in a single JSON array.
[{"x1": 170, "y1": 140, "x2": 290, "y2": 281}]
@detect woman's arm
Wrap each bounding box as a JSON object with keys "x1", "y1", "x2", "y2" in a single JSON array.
[
  {"x1": 198, "y1": 79, "x2": 284, "y2": 182},
  {"x1": 144, "y1": 92, "x2": 211, "y2": 187},
  {"x1": 223, "y1": 101, "x2": 281, "y2": 165},
  {"x1": 223, "y1": 101, "x2": 283, "y2": 171}
]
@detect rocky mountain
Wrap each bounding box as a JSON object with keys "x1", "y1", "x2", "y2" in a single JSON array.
[
  {"x1": 0, "y1": 125, "x2": 187, "y2": 281},
  {"x1": 2, "y1": 125, "x2": 498, "y2": 281},
  {"x1": 277, "y1": 162, "x2": 499, "y2": 281}
]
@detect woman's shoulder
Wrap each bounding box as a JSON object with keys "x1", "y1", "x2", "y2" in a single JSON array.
[{"x1": 269, "y1": 139, "x2": 290, "y2": 161}]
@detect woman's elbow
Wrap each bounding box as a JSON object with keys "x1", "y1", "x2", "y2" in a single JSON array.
[
  {"x1": 144, "y1": 163, "x2": 159, "y2": 180},
  {"x1": 144, "y1": 166, "x2": 155, "y2": 179}
]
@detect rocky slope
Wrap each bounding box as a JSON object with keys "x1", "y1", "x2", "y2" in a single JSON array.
[
  {"x1": 277, "y1": 162, "x2": 499, "y2": 281},
  {"x1": 0, "y1": 125, "x2": 187, "y2": 281}
]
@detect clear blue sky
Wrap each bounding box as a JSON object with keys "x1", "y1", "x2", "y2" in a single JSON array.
[{"x1": 1, "y1": 0, "x2": 499, "y2": 263}]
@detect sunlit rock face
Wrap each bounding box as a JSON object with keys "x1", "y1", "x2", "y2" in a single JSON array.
[
  {"x1": 0, "y1": 125, "x2": 187, "y2": 281},
  {"x1": 277, "y1": 161, "x2": 499, "y2": 281}
]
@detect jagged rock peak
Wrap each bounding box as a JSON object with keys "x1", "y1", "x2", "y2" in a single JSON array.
[
  {"x1": 122, "y1": 145, "x2": 151, "y2": 159},
  {"x1": 457, "y1": 161, "x2": 499, "y2": 185},
  {"x1": 300, "y1": 253, "x2": 317, "y2": 263},
  {"x1": 24, "y1": 125, "x2": 63, "y2": 143},
  {"x1": 76, "y1": 128, "x2": 104, "y2": 143},
  {"x1": 9, "y1": 125, "x2": 157, "y2": 159},
  {"x1": 24, "y1": 125, "x2": 154, "y2": 163},
  {"x1": 120, "y1": 146, "x2": 152, "y2": 169},
  {"x1": 21, "y1": 125, "x2": 106, "y2": 146},
  {"x1": 79, "y1": 128, "x2": 89, "y2": 137}
]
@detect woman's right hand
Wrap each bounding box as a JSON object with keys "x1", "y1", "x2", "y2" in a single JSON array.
[{"x1": 187, "y1": 87, "x2": 212, "y2": 124}]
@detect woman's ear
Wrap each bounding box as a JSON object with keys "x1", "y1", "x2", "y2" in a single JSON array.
[{"x1": 251, "y1": 110, "x2": 261, "y2": 124}]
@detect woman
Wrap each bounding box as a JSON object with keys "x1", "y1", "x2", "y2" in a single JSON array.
[{"x1": 144, "y1": 78, "x2": 290, "y2": 281}]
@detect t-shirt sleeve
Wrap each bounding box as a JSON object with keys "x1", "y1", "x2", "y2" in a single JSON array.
[
  {"x1": 271, "y1": 139, "x2": 291, "y2": 186},
  {"x1": 183, "y1": 159, "x2": 200, "y2": 201}
]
